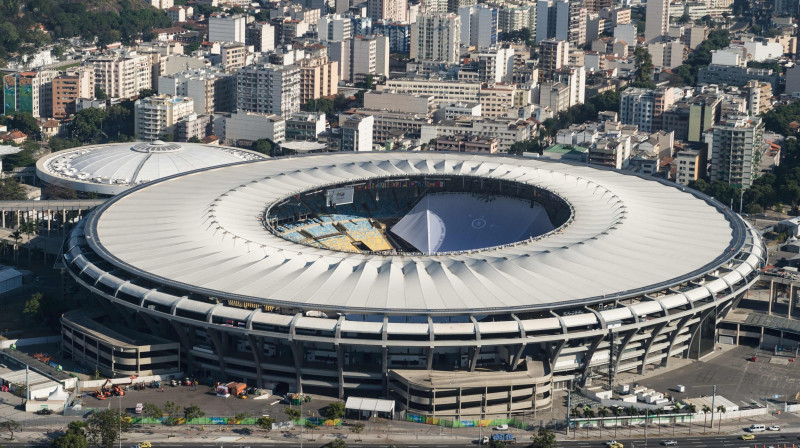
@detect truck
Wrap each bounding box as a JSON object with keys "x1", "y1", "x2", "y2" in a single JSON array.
[
  {"x1": 135, "y1": 403, "x2": 143, "y2": 414},
  {"x1": 482, "y1": 433, "x2": 516, "y2": 444}
]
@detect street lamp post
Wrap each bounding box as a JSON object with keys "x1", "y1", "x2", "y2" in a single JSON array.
[{"x1": 479, "y1": 394, "x2": 485, "y2": 444}]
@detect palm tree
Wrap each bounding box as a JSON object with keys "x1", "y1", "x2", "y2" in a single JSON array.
[
  {"x1": 10, "y1": 230, "x2": 20, "y2": 264},
  {"x1": 654, "y1": 409, "x2": 663, "y2": 435},
  {"x1": 717, "y1": 405, "x2": 726, "y2": 434},
  {"x1": 701, "y1": 405, "x2": 711, "y2": 433},
  {"x1": 598, "y1": 406, "x2": 608, "y2": 438},
  {"x1": 584, "y1": 407, "x2": 595, "y2": 437},
  {"x1": 611, "y1": 406, "x2": 620, "y2": 438},
  {"x1": 685, "y1": 404, "x2": 697, "y2": 435},
  {"x1": 627, "y1": 406, "x2": 637, "y2": 437}
]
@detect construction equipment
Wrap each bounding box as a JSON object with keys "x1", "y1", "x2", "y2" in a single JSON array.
[{"x1": 111, "y1": 385, "x2": 124, "y2": 396}]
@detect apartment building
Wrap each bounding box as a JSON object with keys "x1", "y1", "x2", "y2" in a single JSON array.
[
  {"x1": 709, "y1": 116, "x2": 764, "y2": 189},
  {"x1": 459, "y1": 4, "x2": 498, "y2": 49},
  {"x1": 341, "y1": 114, "x2": 374, "y2": 152},
  {"x1": 52, "y1": 68, "x2": 94, "y2": 119},
  {"x1": 367, "y1": 0, "x2": 407, "y2": 22},
  {"x1": 434, "y1": 135, "x2": 498, "y2": 153},
  {"x1": 285, "y1": 112, "x2": 326, "y2": 141},
  {"x1": 175, "y1": 113, "x2": 212, "y2": 142},
  {"x1": 420, "y1": 116, "x2": 537, "y2": 152},
  {"x1": 744, "y1": 80, "x2": 772, "y2": 116},
  {"x1": 674, "y1": 149, "x2": 704, "y2": 186},
  {"x1": 209, "y1": 13, "x2": 246, "y2": 43},
  {"x1": 224, "y1": 110, "x2": 286, "y2": 146},
  {"x1": 158, "y1": 69, "x2": 235, "y2": 115},
  {"x1": 411, "y1": 13, "x2": 461, "y2": 64},
  {"x1": 298, "y1": 56, "x2": 339, "y2": 104},
  {"x1": 538, "y1": 39, "x2": 569, "y2": 80},
  {"x1": 619, "y1": 87, "x2": 655, "y2": 132},
  {"x1": 318, "y1": 14, "x2": 353, "y2": 42},
  {"x1": 381, "y1": 79, "x2": 481, "y2": 105},
  {"x1": 134, "y1": 94, "x2": 195, "y2": 141},
  {"x1": 236, "y1": 63, "x2": 301, "y2": 118},
  {"x1": 3, "y1": 70, "x2": 57, "y2": 118},
  {"x1": 246, "y1": 22, "x2": 276, "y2": 52},
  {"x1": 88, "y1": 51, "x2": 153, "y2": 99}
]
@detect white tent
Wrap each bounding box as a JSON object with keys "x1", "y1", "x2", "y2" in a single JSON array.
[{"x1": 345, "y1": 397, "x2": 395, "y2": 418}]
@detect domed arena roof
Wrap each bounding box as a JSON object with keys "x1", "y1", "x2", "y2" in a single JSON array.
[{"x1": 36, "y1": 141, "x2": 267, "y2": 196}]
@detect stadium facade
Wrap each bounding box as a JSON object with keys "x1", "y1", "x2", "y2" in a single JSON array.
[{"x1": 61, "y1": 152, "x2": 765, "y2": 418}]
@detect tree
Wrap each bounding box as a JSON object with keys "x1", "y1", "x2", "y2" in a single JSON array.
[
  {"x1": 302, "y1": 98, "x2": 335, "y2": 116},
  {"x1": 44, "y1": 184, "x2": 78, "y2": 200},
  {"x1": 0, "y1": 420, "x2": 20, "y2": 440},
  {"x1": 304, "y1": 420, "x2": 318, "y2": 431},
  {"x1": 716, "y1": 405, "x2": 726, "y2": 433},
  {"x1": 250, "y1": 139, "x2": 274, "y2": 155},
  {"x1": 324, "y1": 401, "x2": 346, "y2": 420},
  {"x1": 0, "y1": 178, "x2": 27, "y2": 200},
  {"x1": 685, "y1": 403, "x2": 696, "y2": 435},
  {"x1": 285, "y1": 407, "x2": 301, "y2": 421},
  {"x1": 183, "y1": 404, "x2": 204, "y2": 421},
  {"x1": 528, "y1": 427, "x2": 557, "y2": 448},
  {"x1": 597, "y1": 406, "x2": 608, "y2": 438},
  {"x1": 3, "y1": 148, "x2": 36, "y2": 170},
  {"x1": 322, "y1": 440, "x2": 348, "y2": 448},
  {"x1": 86, "y1": 410, "x2": 130, "y2": 448},
  {"x1": 349, "y1": 422, "x2": 365, "y2": 434},
  {"x1": 71, "y1": 107, "x2": 107, "y2": 143},
  {"x1": 52, "y1": 431, "x2": 88, "y2": 448},
  {"x1": 23, "y1": 292, "x2": 42, "y2": 319},
  {"x1": 633, "y1": 47, "x2": 655, "y2": 87},
  {"x1": 141, "y1": 403, "x2": 162, "y2": 419},
  {"x1": 187, "y1": 136, "x2": 202, "y2": 143},
  {"x1": 163, "y1": 401, "x2": 181, "y2": 425},
  {"x1": 701, "y1": 404, "x2": 711, "y2": 432},
  {"x1": 488, "y1": 439, "x2": 507, "y2": 448},
  {"x1": 138, "y1": 88, "x2": 157, "y2": 99},
  {"x1": 256, "y1": 416, "x2": 275, "y2": 431},
  {"x1": 94, "y1": 86, "x2": 107, "y2": 100},
  {"x1": 10, "y1": 112, "x2": 40, "y2": 137},
  {"x1": 234, "y1": 411, "x2": 251, "y2": 423}
]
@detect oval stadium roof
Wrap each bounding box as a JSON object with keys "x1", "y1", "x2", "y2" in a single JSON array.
[
  {"x1": 36, "y1": 141, "x2": 267, "y2": 195},
  {"x1": 84, "y1": 152, "x2": 745, "y2": 315}
]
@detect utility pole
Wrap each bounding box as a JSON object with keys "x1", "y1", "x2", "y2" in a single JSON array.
[
  {"x1": 566, "y1": 389, "x2": 571, "y2": 437},
  {"x1": 710, "y1": 385, "x2": 716, "y2": 431}
]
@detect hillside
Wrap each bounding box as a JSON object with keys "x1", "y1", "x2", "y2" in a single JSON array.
[{"x1": 0, "y1": 0, "x2": 172, "y2": 60}]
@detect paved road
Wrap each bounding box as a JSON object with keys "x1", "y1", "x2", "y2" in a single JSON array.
[{"x1": 560, "y1": 433, "x2": 800, "y2": 447}]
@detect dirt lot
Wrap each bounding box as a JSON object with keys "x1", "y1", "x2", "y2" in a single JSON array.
[{"x1": 76, "y1": 383, "x2": 341, "y2": 422}]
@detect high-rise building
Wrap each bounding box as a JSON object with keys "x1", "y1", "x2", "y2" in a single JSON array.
[
  {"x1": 709, "y1": 116, "x2": 764, "y2": 189},
  {"x1": 221, "y1": 43, "x2": 247, "y2": 71},
  {"x1": 619, "y1": 87, "x2": 655, "y2": 132},
  {"x1": 410, "y1": 13, "x2": 461, "y2": 64},
  {"x1": 158, "y1": 68, "x2": 235, "y2": 115},
  {"x1": 134, "y1": 94, "x2": 195, "y2": 141},
  {"x1": 644, "y1": 0, "x2": 669, "y2": 44},
  {"x1": 373, "y1": 21, "x2": 412, "y2": 53},
  {"x1": 568, "y1": 1, "x2": 587, "y2": 46},
  {"x1": 52, "y1": 68, "x2": 94, "y2": 119},
  {"x1": 298, "y1": 56, "x2": 339, "y2": 104},
  {"x1": 351, "y1": 35, "x2": 390, "y2": 83},
  {"x1": 554, "y1": 65, "x2": 585, "y2": 107},
  {"x1": 498, "y1": 6, "x2": 536, "y2": 36},
  {"x1": 535, "y1": 0, "x2": 568, "y2": 43},
  {"x1": 538, "y1": 39, "x2": 569, "y2": 80},
  {"x1": 459, "y1": 5, "x2": 498, "y2": 49},
  {"x1": 744, "y1": 80, "x2": 772, "y2": 116},
  {"x1": 675, "y1": 149, "x2": 704, "y2": 186},
  {"x1": 246, "y1": 22, "x2": 276, "y2": 52},
  {"x1": 367, "y1": 0, "x2": 407, "y2": 22},
  {"x1": 88, "y1": 50, "x2": 153, "y2": 99},
  {"x1": 236, "y1": 63, "x2": 301, "y2": 118},
  {"x1": 341, "y1": 114, "x2": 374, "y2": 152},
  {"x1": 318, "y1": 14, "x2": 354, "y2": 42},
  {"x1": 585, "y1": 0, "x2": 611, "y2": 13},
  {"x1": 149, "y1": 0, "x2": 173, "y2": 9},
  {"x1": 209, "y1": 13, "x2": 246, "y2": 44}
]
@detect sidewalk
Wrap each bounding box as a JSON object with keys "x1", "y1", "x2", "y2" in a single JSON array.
[{"x1": 10, "y1": 412, "x2": 800, "y2": 447}]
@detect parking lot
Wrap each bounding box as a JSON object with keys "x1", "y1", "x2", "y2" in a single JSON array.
[
  {"x1": 631, "y1": 345, "x2": 800, "y2": 408},
  {"x1": 76, "y1": 383, "x2": 342, "y2": 422}
]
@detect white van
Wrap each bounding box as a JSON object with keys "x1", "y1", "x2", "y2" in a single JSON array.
[{"x1": 749, "y1": 424, "x2": 766, "y2": 432}]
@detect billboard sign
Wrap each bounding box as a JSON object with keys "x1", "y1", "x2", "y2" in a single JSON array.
[{"x1": 326, "y1": 187, "x2": 354, "y2": 206}]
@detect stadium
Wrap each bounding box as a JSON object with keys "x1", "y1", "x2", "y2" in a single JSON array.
[{"x1": 61, "y1": 152, "x2": 765, "y2": 419}]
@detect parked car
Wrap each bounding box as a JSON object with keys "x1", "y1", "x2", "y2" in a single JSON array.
[
  {"x1": 768, "y1": 425, "x2": 781, "y2": 431},
  {"x1": 494, "y1": 424, "x2": 509, "y2": 430}
]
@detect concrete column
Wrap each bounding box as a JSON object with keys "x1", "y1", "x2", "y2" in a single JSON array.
[
  {"x1": 47, "y1": 210, "x2": 51, "y2": 231},
  {"x1": 790, "y1": 285, "x2": 794, "y2": 319},
  {"x1": 736, "y1": 323, "x2": 740, "y2": 345},
  {"x1": 769, "y1": 280, "x2": 774, "y2": 316},
  {"x1": 16, "y1": 210, "x2": 20, "y2": 227},
  {"x1": 2, "y1": 210, "x2": 5, "y2": 228}
]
